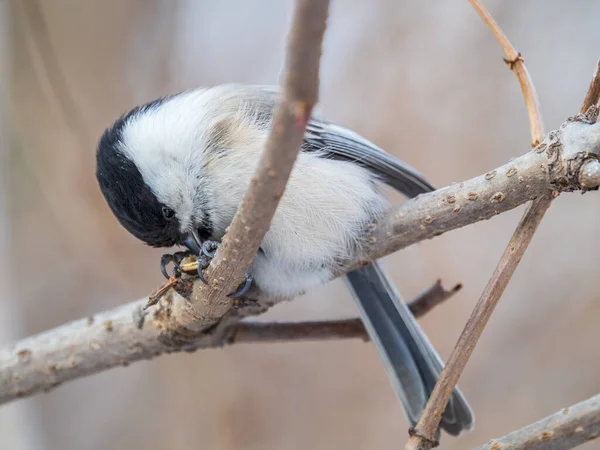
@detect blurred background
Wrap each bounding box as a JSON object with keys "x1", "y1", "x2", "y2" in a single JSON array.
[{"x1": 1, "y1": 0, "x2": 599, "y2": 449}]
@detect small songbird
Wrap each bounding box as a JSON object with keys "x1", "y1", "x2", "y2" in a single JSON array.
[{"x1": 96, "y1": 84, "x2": 474, "y2": 435}]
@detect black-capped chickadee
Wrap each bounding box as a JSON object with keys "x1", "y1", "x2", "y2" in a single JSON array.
[{"x1": 96, "y1": 84, "x2": 474, "y2": 435}]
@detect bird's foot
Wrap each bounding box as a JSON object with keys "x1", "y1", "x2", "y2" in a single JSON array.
[
  {"x1": 196, "y1": 240, "x2": 253, "y2": 298},
  {"x1": 160, "y1": 251, "x2": 194, "y2": 279}
]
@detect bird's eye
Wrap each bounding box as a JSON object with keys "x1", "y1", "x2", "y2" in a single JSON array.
[{"x1": 162, "y1": 207, "x2": 175, "y2": 220}]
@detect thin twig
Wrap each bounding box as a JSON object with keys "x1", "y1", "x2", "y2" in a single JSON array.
[
  {"x1": 226, "y1": 280, "x2": 462, "y2": 344},
  {"x1": 162, "y1": 0, "x2": 330, "y2": 332},
  {"x1": 1, "y1": 115, "x2": 599, "y2": 406},
  {"x1": 472, "y1": 394, "x2": 600, "y2": 450},
  {"x1": 228, "y1": 319, "x2": 369, "y2": 343},
  {"x1": 407, "y1": 193, "x2": 552, "y2": 450},
  {"x1": 406, "y1": 280, "x2": 462, "y2": 319},
  {"x1": 581, "y1": 59, "x2": 600, "y2": 114},
  {"x1": 406, "y1": 2, "x2": 549, "y2": 448},
  {"x1": 468, "y1": 0, "x2": 544, "y2": 146}
]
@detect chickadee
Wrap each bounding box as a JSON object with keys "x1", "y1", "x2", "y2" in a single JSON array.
[{"x1": 96, "y1": 84, "x2": 474, "y2": 435}]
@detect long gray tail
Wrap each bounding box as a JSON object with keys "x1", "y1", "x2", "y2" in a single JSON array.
[{"x1": 345, "y1": 261, "x2": 474, "y2": 436}]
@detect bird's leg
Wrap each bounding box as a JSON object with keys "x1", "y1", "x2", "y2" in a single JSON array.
[{"x1": 197, "y1": 240, "x2": 253, "y2": 298}]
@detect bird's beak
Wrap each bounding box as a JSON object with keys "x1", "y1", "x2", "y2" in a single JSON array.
[{"x1": 182, "y1": 229, "x2": 203, "y2": 255}]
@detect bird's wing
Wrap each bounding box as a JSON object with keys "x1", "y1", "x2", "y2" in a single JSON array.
[
  {"x1": 303, "y1": 119, "x2": 435, "y2": 197},
  {"x1": 242, "y1": 85, "x2": 435, "y2": 196}
]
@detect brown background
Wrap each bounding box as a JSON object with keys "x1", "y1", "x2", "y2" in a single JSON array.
[{"x1": 1, "y1": 1, "x2": 599, "y2": 449}]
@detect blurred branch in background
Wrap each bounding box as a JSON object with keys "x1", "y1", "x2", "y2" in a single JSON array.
[
  {"x1": 10, "y1": 0, "x2": 138, "y2": 285},
  {"x1": 21, "y1": 0, "x2": 88, "y2": 141},
  {"x1": 0, "y1": 2, "x2": 45, "y2": 449}
]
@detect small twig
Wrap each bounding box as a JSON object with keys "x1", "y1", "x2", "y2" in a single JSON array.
[
  {"x1": 581, "y1": 59, "x2": 600, "y2": 114},
  {"x1": 227, "y1": 319, "x2": 368, "y2": 344},
  {"x1": 147, "y1": 278, "x2": 179, "y2": 308},
  {"x1": 164, "y1": 0, "x2": 330, "y2": 332},
  {"x1": 468, "y1": 0, "x2": 544, "y2": 146},
  {"x1": 407, "y1": 279, "x2": 462, "y2": 318},
  {"x1": 473, "y1": 393, "x2": 600, "y2": 450},
  {"x1": 406, "y1": 193, "x2": 552, "y2": 450},
  {"x1": 225, "y1": 280, "x2": 462, "y2": 344}
]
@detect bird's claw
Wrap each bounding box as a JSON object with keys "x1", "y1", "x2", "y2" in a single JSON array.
[
  {"x1": 201, "y1": 240, "x2": 220, "y2": 258},
  {"x1": 160, "y1": 251, "x2": 193, "y2": 279},
  {"x1": 196, "y1": 241, "x2": 221, "y2": 284},
  {"x1": 227, "y1": 274, "x2": 253, "y2": 298},
  {"x1": 195, "y1": 241, "x2": 253, "y2": 297}
]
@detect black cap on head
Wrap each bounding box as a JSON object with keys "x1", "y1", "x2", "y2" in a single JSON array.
[{"x1": 96, "y1": 106, "x2": 184, "y2": 248}]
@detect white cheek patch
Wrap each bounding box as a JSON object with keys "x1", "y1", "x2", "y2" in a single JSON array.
[
  {"x1": 117, "y1": 86, "x2": 265, "y2": 236},
  {"x1": 118, "y1": 92, "x2": 212, "y2": 233}
]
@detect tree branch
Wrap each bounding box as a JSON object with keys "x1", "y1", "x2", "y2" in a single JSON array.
[
  {"x1": 225, "y1": 280, "x2": 462, "y2": 344},
  {"x1": 405, "y1": 279, "x2": 463, "y2": 319},
  {"x1": 407, "y1": 192, "x2": 552, "y2": 450},
  {"x1": 467, "y1": 0, "x2": 544, "y2": 146},
  {"x1": 472, "y1": 394, "x2": 600, "y2": 450},
  {"x1": 405, "y1": 0, "x2": 600, "y2": 444},
  {"x1": 406, "y1": 55, "x2": 600, "y2": 449},
  {"x1": 581, "y1": 59, "x2": 600, "y2": 114},
  {"x1": 150, "y1": 0, "x2": 329, "y2": 337},
  {"x1": 1, "y1": 114, "x2": 598, "y2": 406},
  {"x1": 406, "y1": 1, "x2": 550, "y2": 448}
]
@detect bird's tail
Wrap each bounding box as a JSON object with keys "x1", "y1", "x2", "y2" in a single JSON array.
[{"x1": 345, "y1": 261, "x2": 474, "y2": 436}]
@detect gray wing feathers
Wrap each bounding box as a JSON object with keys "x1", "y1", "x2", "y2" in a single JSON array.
[
  {"x1": 304, "y1": 120, "x2": 435, "y2": 197},
  {"x1": 240, "y1": 85, "x2": 474, "y2": 434},
  {"x1": 346, "y1": 262, "x2": 474, "y2": 435},
  {"x1": 346, "y1": 262, "x2": 427, "y2": 424},
  {"x1": 239, "y1": 85, "x2": 435, "y2": 197}
]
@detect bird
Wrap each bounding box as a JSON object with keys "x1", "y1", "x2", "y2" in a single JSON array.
[{"x1": 96, "y1": 83, "x2": 474, "y2": 436}]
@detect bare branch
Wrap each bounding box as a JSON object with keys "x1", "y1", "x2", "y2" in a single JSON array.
[
  {"x1": 1, "y1": 115, "x2": 598, "y2": 406},
  {"x1": 226, "y1": 280, "x2": 462, "y2": 344},
  {"x1": 468, "y1": 0, "x2": 544, "y2": 146},
  {"x1": 407, "y1": 193, "x2": 552, "y2": 450},
  {"x1": 156, "y1": 0, "x2": 330, "y2": 334},
  {"x1": 406, "y1": 280, "x2": 462, "y2": 319},
  {"x1": 351, "y1": 116, "x2": 599, "y2": 278},
  {"x1": 406, "y1": 2, "x2": 550, "y2": 448},
  {"x1": 581, "y1": 59, "x2": 600, "y2": 113},
  {"x1": 228, "y1": 319, "x2": 369, "y2": 343},
  {"x1": 473, "y1": 394, "x2": 600, "y2": 450},
  {"x1": 20, "y1": 0, "x2": 89, "y2": 140}
]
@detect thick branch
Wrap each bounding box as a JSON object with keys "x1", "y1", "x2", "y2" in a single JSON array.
[
  {"x1": 473, "y1": 394, "x2": 600, "y2": 450},
  {"x1": 353, "y1": 117, "x2": 599, "y2": 279},
  {"x1": 163, "y1": 0, "x2": 329, "y2": 333},
  {"x1": 0, "y1": 116, "x2": 598, "y2": 406}
]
